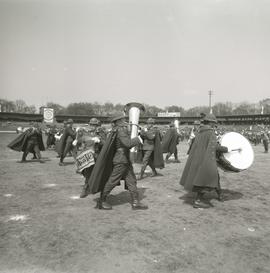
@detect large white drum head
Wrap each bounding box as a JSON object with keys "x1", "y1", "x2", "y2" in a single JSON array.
[{"x1": 220, "y1": 132, "x2": 254, "y2": 170}]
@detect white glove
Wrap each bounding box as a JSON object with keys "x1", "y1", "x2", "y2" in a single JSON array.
[
  {"x1": 55, "y1": 134, "x2": 62, "y2": 140},
  {"x1": 138, "y1": 135, "x2": 143, "y2": 144},
  {"x1": 72, "y1": 139, "x2": 78, "y2": 146},
  {"x1": 76, "y1": 127, "x2": 81, "y2": 132},
  {"x1": 92, "y1": 137, "x2": 100, "y2": 143}
]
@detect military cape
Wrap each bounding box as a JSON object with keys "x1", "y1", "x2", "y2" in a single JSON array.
[
  {"x1": 162, "y1": 128, "x2": 179, "y2": 154},
  {"x1": 8, "y1": 129, "x2": 45, "y2": 152},
  {"x1": 180, "y1": 125, "x2": 224, "y2": 191},
  {"x1": 153, "y1": 131, "x2": 164, "y2": 169},
  {"x1": 86, "y1": 130, "x2": 117, "y2": 194}
]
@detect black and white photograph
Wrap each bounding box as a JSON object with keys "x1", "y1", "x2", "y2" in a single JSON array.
[{"x1": 0, "y1": 0, "x2": 270, "y2": 272}]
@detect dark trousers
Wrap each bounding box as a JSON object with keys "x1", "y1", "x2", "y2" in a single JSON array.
[
  {"x1": 82, "y1": 165, "x2": 94, "y2": 186},
  {"x1": 46, "y1": 134, "x2": 55, "y2": 147},
  {"x1": 102, "y1": 163, "x2": 138, "y2": 197},
  {"x1": 141, "y1": 150, "x2": 156, "y2": 172},
  {"x1": 166, "y1": 147, "x2": 178, "y2": 160},
  {"x1": 60, "y1": 142, "x2": 74, "y2": 163},
  {"x1": 192, "y1": 173, "x2": 221, "y2": 195},
  {"x1": 263, "y1": 140, "x2": 269, "y2": 152},
  {"x1": 22, "y1": 141, "x2": 41, "y2": 161}
]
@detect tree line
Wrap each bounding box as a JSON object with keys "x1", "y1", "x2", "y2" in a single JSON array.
[{"x1": 1, "y1": 98, "x2": 270, "y2": 117}]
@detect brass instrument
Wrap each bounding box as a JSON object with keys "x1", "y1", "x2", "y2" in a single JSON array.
[
  {"x1": 124, "y1": 102, "x2": 145, "y2": 162},
  {"x1": 174, "y1": 119, "x2": 180, "y2": 134}
]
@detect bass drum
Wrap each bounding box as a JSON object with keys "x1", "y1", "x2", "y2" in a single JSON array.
[{"x1": 217, "y1": 132, "x2": 254, "y2": 172}]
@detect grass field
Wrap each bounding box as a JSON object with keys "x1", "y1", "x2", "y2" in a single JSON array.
[{"x1": 0, "y1": 133, "x2": 270, "y2": 273}]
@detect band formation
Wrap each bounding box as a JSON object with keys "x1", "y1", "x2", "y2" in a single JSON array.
[{"x1": 7, "y1": 103, "x2": 269, "y2": 210}]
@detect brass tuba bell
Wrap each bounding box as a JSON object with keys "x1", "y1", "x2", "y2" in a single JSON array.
[
  {"x1": 124, "y1": 102, "x2": 145, "y2": 162},
  {"x1": 174, "y1": 119, "x2": 180, "y2": 134}
]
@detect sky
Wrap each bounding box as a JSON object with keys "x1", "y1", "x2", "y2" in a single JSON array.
[{"x1": 0, "y1": 0, "x2": 270, "y2": 109}]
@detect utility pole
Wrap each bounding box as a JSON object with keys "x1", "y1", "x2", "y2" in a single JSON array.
[{"x1": 208, "y1": 90, "x2": 213, "y2": 114}]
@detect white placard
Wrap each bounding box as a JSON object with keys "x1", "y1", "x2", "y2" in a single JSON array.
[{"x1": 43, "y1": 108, "x2": 54, "y2": 123}]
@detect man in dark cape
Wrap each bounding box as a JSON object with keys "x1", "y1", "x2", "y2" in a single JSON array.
[
  {"x1": 78, "y1": 118, "x2": 106, "y2": 198},
  {"x1": 179, "y1": 113, "x2": 229, "y2": 208},
  {"x1": 86, "y1": 129, "x2": 116, "y2": 195},
  {"x1": 138, "y1": 118, "x2": 164, "y2": 180},
  {"x1": 162, "y1": 123, "x2": 180, "y2": 163},
  {"x1": 153, "y1": 129, "x2": 164, "y2": 168},
  {"x1": 46, "y1": 125, "x2": 57, "y2": 149},
  {"x1": 58, "y1": 118, "x2": 76, "y2": 166},
  {"x1": 86, "y1": 114, "x2": 148, "y2": 210},
  {"x1": 262, "y1": 131, "x2": 269, "y2": 153},
  {"x1": 8, "y1": 123, "x2": 45, "y2": 163}
]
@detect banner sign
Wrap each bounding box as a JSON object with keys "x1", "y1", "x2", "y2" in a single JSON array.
[
  {"x1": 43, "y1": 108, "x2": 54, "y2": 123},
  {"x1": 75, "y1": 149, "x2": 95, "y2": 173},
  {"x1": 157, "y1": 112, "x2": 181, "y2": 117}
]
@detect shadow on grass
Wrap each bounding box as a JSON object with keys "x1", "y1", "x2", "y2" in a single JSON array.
[
  {"x1": 16, "y1": 158, "x2": 52, "y2": 163},
  {"x1": 179, "y1": 189, "x2": 243, "y2": 206},
  {"x1": 94, "y1": 187, "x2": 147, "y2": 206},
  {"x1": 61, "y1": 161, "x2": 75, "y2": 165}
]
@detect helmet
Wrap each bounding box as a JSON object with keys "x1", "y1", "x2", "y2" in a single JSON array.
[
  {"x1": 66, "y1": 118, "x2": 74, "y2": 124},
  {"x1": 89, "y1": 118, "x2": 100, "y2": 125},
  {"x1": 203, "y1": 113, "x2": 217, "y2": 123},
  {"x1": 147, "y1": 118, "x2": 155, "y2": 124},
  {"x1": 111, "y1": 114, "x2": 126, "y2": 123}
]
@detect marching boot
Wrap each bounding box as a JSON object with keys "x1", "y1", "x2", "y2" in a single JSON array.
[
  {"x1": 174, "y1": 156, "x2": 180, "y2": 163},
  {"x1": 20, "y1": 152, "x2": 27, "y2": 163},
  {"x1": 80, "y1": 184, "x2": 89, "y2": 198},
  {"x1": 150, "y1": 168, "x2": 158, "y2": 177},
  {"x1": 137, "y1": 166, "x2": 146, "y2": 180},
  {"x1": 165, "y1": 154, "x2": 170, "y2": 164},
  {"x1": 97, "y1": 193, "x2": 112, "y2": 210},
  {"x1": 130, "y1": 192, "x2": 148, "y2": 210},
  {"x1": 59, "y1": 155, "x2": 65, "y2": 166},
  {"x1": 216, "y1": 188, "x2": 224, "y2": 202},
  {"x1": 193, "y1": 192, "x2": 211, "y2": 209}
]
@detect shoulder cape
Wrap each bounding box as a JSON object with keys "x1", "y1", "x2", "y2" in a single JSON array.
[
  {"x1": 8, "y1": 130, "x2": 45, "y2": 152},
  {"x1": 86, "y1": 130, "x2": 117, "y2": 194},
  {"x1": 153, "y1": 131, "x2": 164, "y2": 169},
  {"x1": 162, "y1": 128, "x2": 179, "y2": 154}
]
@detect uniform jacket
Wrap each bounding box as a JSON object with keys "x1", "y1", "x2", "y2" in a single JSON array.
[
  {"x1": 180, "y1": 125, "x2": 228, "y2": 191},
  {"x1": 86, "y1": 125, "x2": 140, "y2": 194},
  {"x1": 77, "y1": 129, "x2": 104, "y2": 160},
  {"x1": 141, "y1": 128, "x2": 156, "y2": 151},
  {"x1": 58, "y1": 127, "x2": 76, "y2": 156},
  {"x1": 113, "y1": 125, "x2": 141, "y2": 164}
]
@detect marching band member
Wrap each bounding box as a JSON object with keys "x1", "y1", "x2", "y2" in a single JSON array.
[
  {"x1": 262, "y1": 131, "x2": 269, "y2": 153},
  {"x1": 8, "y1": 122, "x2": 45, "y2": 163},
  {"x1": 86, "y1": 114, "x2": 148, "y2": 210},
  {"x1": 58, "y1": 119, "x2": 76, "y2": 166},
  {"x1": 162, "y1": 122, "x2": 180, "y2": 163},
  {"x1": 45, "y1": 124, "x2": 57, "y2": 149},
  {"x1": 179, "y1": 113, "x2": 230, "y2": 209},
  {"x1": 78, "y1": 118, "x2": 105, "y2": 198},
  {"x1": 138, "y1": 118, "x2": 164, "y2": 180}
]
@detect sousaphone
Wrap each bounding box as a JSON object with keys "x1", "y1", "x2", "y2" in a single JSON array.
[{"x1": 124, "y1": 102, "x2": 145, "y2": 163}]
